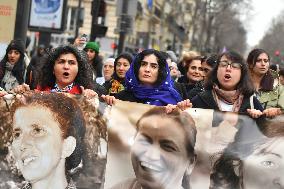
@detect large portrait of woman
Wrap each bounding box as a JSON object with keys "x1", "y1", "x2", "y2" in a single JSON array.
[{"x1": 0, "y1": 92, "x2": 107, "y2": 189}]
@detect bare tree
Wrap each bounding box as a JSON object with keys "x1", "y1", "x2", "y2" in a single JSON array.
[
  {"x1": 258, "y1": 11, "x2": 284, "y2": 65},
  {"x1": 189, "y1": 0, "x2": 251, "y2": 55}
]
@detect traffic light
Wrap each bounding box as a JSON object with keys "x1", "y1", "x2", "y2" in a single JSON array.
[
  {"x1": 90, "y1": 24, "x2": 108, "y2": 40},
  {"x1": 98, "y1": 0, "x2": 106, "y2": 17},
  {"x1": 111, "y1": 42, "x2": 117, "y2": 50},
  {"x1": 91, "y1": 0, "x2": 106, "y2": 17}
]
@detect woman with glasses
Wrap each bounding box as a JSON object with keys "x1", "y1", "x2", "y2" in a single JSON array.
[
  {"x1": 191, "y1": 51, "x2": 263, "y2": 117},
  {"x1": 247, "y1": 48, "x2": 283, "y2": 117}
]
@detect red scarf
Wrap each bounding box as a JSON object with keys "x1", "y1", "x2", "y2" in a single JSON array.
[{"x1": 36, "y1": 85, "x2": 82, "y2": 94}]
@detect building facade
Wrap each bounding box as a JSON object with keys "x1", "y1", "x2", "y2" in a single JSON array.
[{"x1": 44, "y1": 0, "x2": 195, "y2": 57}]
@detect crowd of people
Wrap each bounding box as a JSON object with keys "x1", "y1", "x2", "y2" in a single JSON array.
[
  {"x1": 1, "y1": 38, "x2": 283, "y2": 118},
  {"x1": 0, "y1": 37, "x2": 284, "y2": 189}
]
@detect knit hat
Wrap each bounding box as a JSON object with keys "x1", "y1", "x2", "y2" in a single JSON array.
[
  {"x1": 6, "y1": 39, "x2": 25, "y2": 55},
  {"x1": 84, "y1": 41, "x2": 100, "y2": 53}
]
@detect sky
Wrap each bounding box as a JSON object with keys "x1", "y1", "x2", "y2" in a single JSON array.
[{"x1": 245, "y1": 0, "x2": 284, "y2": 47}]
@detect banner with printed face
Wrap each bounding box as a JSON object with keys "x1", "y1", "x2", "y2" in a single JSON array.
[
  {"x1": 1, "y1": 93, "x2": 284, "y2": 189},
  {"x1": 0, "y1": 92, "x2": 108, "y2": 189},
  {"x1": 105, "y1": 100, "x2": 284, "y2": 189}
]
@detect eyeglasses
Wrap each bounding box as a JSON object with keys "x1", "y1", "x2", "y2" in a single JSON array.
[{"x1": 219, "y1": 61, "x2": 242, "y2": 69}]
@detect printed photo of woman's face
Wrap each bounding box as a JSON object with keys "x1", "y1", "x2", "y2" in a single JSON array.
[
  {"x1": 242, "y1": 138, "x2": 284, "y2": 189},
  {"x1": 131, "y1": 114, "x2": 192, "y2": 189},
  {"x1": 11, "y1": 105, "x2": 64, "y2": 182}
]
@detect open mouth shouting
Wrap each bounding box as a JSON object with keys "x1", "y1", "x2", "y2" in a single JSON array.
[
  {"x1": 63, "y1": 72, "x2": 70, "y2": 77},
  {"x1": 224, "y1": 74, "x2": 232, "y2": 81}
]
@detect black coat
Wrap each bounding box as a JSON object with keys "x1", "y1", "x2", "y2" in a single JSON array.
[{"x1": 191, "y1": 90, "x2": 264, "y2": 114}]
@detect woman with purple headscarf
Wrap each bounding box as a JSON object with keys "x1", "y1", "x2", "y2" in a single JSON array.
[{"x1": 102, "y1": 49, "x2": 190, "y2": 108}]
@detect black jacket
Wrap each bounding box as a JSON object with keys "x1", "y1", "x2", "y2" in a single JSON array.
[{"x1": 191, "y1": 90, "x2": 264, "y2": 114}]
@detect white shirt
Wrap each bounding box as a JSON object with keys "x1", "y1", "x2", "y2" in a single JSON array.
[{"x1": 219, "y1": 100, "x2": 233, "y2": 112}]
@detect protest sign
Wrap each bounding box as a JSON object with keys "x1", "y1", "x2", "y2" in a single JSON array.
[{"x1": 0, "y1": 94, "x2": 283, "y2": 189}]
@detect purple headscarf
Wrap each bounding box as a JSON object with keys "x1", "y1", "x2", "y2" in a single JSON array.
[{"x1": 125, "y1": 50, "x2": 182, "y2": 106}]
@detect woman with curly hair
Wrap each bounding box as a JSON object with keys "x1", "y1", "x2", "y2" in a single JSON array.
[
  {"x1": 102, "y1": 49, "x2": 191, "y2": 108},
  {"x1": 0, "y1": 39, "x2": 26, "y2": 91},
  {"x1": 14, "y1": 45, "x2": 104, "y2": 97},
  {"x1": 210, "y1": 115, "x2": 284, "y2": 189},
  {"x1": 103, "y1": 52, "x2": 133, "y2": 95},
  {"x1": 11, "y1": 92, "x2": 86, "y2": 189},
  {"x1": 37, "y1": 45, "x2": 94, "y2": 93}
]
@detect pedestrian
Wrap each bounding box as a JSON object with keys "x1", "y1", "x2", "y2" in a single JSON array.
[
  {"x1": 103, "y1": 52, "x2": 133, "y2": 95},
  {"x1": 247, "y1": 48, "x2": 283, "y2": 117},
  {"x1": 25, "y1": 44, "x2": 46, "y2": 89},
  {"x1": 0, "y1": 39, "x2": 26, "y2": 91},
  {"x1": 102, "y1": 49, "x2": 191, "y2": 109},
  {"x1": 83, "y1": 41, "x2": 103, "y2": 79},
  {"x1": 96, "y1": 58, "x2": 115, "y2": 85},
  {"x1": 13, "y1": 45, "x2": 102, "y2": 97},
  {"x1": 191, "y1": 51, "x2": 263, "y2": 118}
]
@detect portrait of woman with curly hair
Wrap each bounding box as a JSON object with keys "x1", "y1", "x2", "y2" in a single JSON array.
[{"x1": 10, "y1": 93, "x2": 86, "y2": 189}]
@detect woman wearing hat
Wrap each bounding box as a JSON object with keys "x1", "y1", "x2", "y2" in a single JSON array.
[
  {"x1": 0, "y1": 39, "x2": 27, "y2": 91},
  {"x1": 83, "y1": 41, "x2": 103, "y2": 80}
]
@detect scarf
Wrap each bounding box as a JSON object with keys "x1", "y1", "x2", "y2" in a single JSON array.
[
  {"x1": 212, "y1": 84, "x2": 243, "y2": 112},
  {"x1": 51, "y1": 83, "x2": 74, "y2": 93},
  {"x1": 125, "y1": 59, "x2": 182, "y2": 106},
  {"x1": 109, "y1": 78, "x2": 125, "y2": 94},
  {"x1": 1, "y1": 62, "x2": 19, "y2": 91}
]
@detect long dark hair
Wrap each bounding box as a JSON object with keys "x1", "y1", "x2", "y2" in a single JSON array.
[
  {"x1": 89, "y1": 52, "x2": 102, "y2": 78},
  {"x1": 38, "y1": 45, "x2": 94, "y2": 89},
  {"x1": 133, "y1": 49, "x2": 168, "y2": 86},
  {"x1": 205, "y1": 51, "x2": 254, "y2": 97},
  {"x1": 112, "y1": 52, "x2": 133, "y2": 80},
  {"x1": 0, "y1": 48, "x2": 25, "y2": 85},
  {"x1": 247, "y1": 48, "x2": 274, "y2": 91}
]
